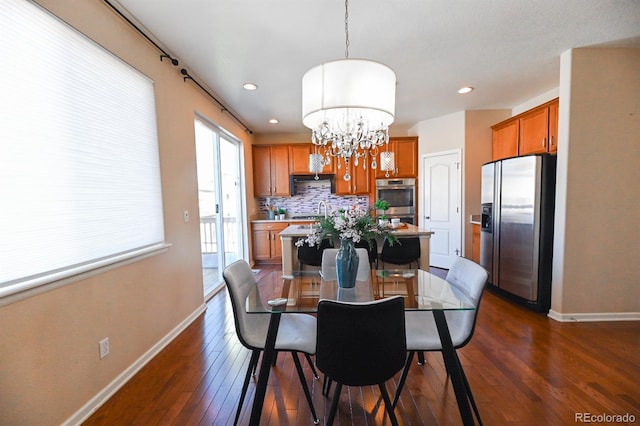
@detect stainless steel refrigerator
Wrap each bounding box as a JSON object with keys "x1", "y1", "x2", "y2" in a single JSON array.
[{"x1": 480, "y1": 154, "x2": 556, "y2": 312}]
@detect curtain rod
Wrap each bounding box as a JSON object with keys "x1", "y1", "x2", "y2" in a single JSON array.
[{"x1": 102, "y1": 0, "x2": 253, "y2": 135}]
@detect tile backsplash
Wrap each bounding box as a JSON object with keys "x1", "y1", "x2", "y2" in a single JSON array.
[{"x1": 257, "y1": 180, "x2": 370, "y2": 216}]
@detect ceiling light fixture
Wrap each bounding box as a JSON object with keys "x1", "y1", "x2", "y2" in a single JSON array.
[
  {"x1": 302, "y1": 0, "x2": 396, "y2": 181},
  {"x1": 458, "y1": 86, "x2": 474, "y2": 94},
  {"x1": 269, "y1": 118, "x2": 279, "y2": 124},
  {"x1": 243, "y1": 83, "x2": 258, "y2": 90}
]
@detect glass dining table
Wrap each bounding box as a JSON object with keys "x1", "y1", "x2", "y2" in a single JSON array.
[{"x1": 244, "y1": 269, "x2": 478, "y2": 425}]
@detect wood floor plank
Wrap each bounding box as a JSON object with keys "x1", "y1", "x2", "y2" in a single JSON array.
[{"x1": 83, "y1": 266, "x2": 640, "y2": 425}]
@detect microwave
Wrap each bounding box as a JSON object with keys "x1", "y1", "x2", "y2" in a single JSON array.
[{"x1": 375, "y1": 178, "x2": 416, "y2": 216}]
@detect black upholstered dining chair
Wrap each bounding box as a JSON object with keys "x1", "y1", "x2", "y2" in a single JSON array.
[
  {"x1": 392, "y1": 256, "x2": 488, "y2": 424},
  {"x1": 222, "y1": 260, "x2": 320, "y2": 425},
  {"x1": 355, "y1": 238, "x2": 378, "y2": 268},
  {"x1": 380, "y1": 236, "x2": 421, "y2": 269},
  {"x1": 316, "y1": 296, "x2": 406, "y2": 425},
  {"x1": 297, "y1": 238, "x2": 332, "y2": 273}
]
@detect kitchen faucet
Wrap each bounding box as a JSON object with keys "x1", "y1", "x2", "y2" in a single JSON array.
[{"x1": 317, "y1": 200, "x2": 328, "y2": 219}]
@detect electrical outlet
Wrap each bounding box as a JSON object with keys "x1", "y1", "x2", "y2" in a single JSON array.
[
  {"x1": 183, "y1": 210, "x2": 190, "y2": 223},
  {"x1": 99, "y1": 337, "x2": 110, "y2": 359}
]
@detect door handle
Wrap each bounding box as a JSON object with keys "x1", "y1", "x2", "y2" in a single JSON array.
[{"x1": 425, "y1": 216, "x2": 430, "y2": 219}]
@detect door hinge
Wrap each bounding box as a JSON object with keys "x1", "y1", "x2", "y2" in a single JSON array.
[{"x1": 456, "y1": 162, "x2": 460, "y2": 170}]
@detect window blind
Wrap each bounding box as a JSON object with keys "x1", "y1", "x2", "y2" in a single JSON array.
[{"x1": 0, "y1": 0, "x2": 165, "y2": 298}]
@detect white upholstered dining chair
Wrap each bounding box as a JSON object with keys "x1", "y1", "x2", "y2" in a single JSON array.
[
  {"x1": 222, "y1": 260, "x2": 320, "y2": 425},
  {"x1": 392, "y1": 256, "x2": 488, "y2": 423},
  {"x1": 320, "y1": 247, "x2": 371, "y2": 281}
]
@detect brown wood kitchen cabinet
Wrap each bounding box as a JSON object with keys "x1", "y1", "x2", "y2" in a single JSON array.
[
  {"x1": 252, "y1": 222, "x2": 289, "y2": 262},
  {"x1": 491, "y1": 98, "x2": 559, "y2": 160},
  {"x1": 471, "y1": 223, "x2": 481, "y2": 263},
  {"x1": 548, "y1": 100, "x2": 559, "y2": 153},
  {"x1": 335, "y1": 158, "x2": 370, "y2": 195},
  {"x1": 252, "y1": 145, "x2": 290, "y2": 196},
  {"x1": 492, "y1": 119, "x2": 519, "y2": 161},
  {"x1": 375, "y1": 136, "x2": 418, "y2": 178},
  {"x1": 288, "y1": 144, "x2": 334, "y2": 174}
]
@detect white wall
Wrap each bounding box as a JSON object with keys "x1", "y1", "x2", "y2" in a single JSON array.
[{"x1": 550, "y1": 47, "x2": 640, "y2": 320}]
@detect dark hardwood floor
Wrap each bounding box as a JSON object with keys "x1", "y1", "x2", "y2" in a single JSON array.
[{"x1": 84, "y1": 266, "x2": 640, "y2": 425}]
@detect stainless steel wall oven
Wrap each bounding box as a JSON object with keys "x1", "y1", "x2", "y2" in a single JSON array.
[{"x1": 375, "y1": 178, "x2": 416, "y2": 224}]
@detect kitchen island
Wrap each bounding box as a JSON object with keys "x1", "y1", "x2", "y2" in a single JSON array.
[{"x1": 279, "y1": 223, "x2": 434, "y2": 277}]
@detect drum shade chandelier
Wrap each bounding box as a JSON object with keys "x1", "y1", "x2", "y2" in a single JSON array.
[{"x1": 303, "y1": 0, "x2": 396, "y2": 181}]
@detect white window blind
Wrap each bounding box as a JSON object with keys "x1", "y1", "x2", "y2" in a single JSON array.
[{"x1": 0, "y1": 0, "x2": 165, "y2": 298}]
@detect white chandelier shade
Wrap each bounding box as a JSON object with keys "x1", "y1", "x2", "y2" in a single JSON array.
[{"x1": 302, "y1": 58, "x2": 396, "y2": 130}]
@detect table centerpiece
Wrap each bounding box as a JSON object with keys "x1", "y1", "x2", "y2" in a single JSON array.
[{"x1": 295, "y1": 206, "x2": 398, "y2": 288}]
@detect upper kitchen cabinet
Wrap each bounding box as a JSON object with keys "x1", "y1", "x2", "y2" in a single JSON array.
[
  {"x1": 335, "y1": 158, "x2": 370, "y2": 195},
  {"x1": 374, "y1": 137, "x2": 418, "y2": 178},
  {"x1": 548, "y1": 100, "x2": 559, "y2": 153},
  {"x1": 492, "y1": 120, "x2": 519, "y2": 160},
  {"x1": 289, "y1": 144, "x2": 334, "y2": 174},
  {"x1": 519, "y1": 106, "x2": 549, "y2": 155},
  {"x1": 252, "y1": 145, "x2": 290, "y2": 197},
  {"x1": 491, "y1": 98, "x2": 559, "y2": 160}
]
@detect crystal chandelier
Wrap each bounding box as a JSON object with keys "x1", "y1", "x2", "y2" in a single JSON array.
[{"x1": 302, "y1": 0, "x2": 396, "y2": 181}]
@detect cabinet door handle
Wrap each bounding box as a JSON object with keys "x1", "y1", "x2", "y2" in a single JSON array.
[
  {"x1": 542, "y1": 138, "x2": 546, "y2": 147},
  {"x1": 550, "y1": 136, "x2": 554, "y2": 146}
]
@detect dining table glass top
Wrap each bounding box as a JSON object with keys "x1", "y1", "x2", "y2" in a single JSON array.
[{"x1": 246, "y1": 269, "x2": 476, "y2": 314}]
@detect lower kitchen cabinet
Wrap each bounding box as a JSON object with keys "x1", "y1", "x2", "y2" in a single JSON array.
[
  {"x1": 471, "y1": 223, "x2": 480, "y2": 263},
  {"x1": 252, "y1": 222, "x2": 289, "y2": 263}
]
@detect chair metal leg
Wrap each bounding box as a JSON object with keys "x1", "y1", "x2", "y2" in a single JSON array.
[
  {"x1": 323, "y1": 375, "x2": 333, "y2": 396},
  {"x1": 251, "y1": 352, "x2": 259, "y2": 376},
  {"x1": 304, "y1": 353, "x2": 319, "y2": 379},
  {"x1": 379, "y1": 382, "x2": 399, "y2": 426},
  {"x1": 455, "y1": 351, "x2": 483, "y2": 425},
  {"x1": 417, "y1": 351, "x2": 426, "y2": 365},
  {"x1": 235, "y1": 350, "x2": 261, "y2": 425},
  {"x1": 433, "y1": 310, "x2": 474, "y2": 426},
  {"x1": 326, "y1": 382, "x2": 343, "y2": 426},
  {"x1": 291, "y1": 352, "x2": 320, "y2": 424},
  {"x1": 392, "y1": 351, "x2": 415, "y2": 408}
]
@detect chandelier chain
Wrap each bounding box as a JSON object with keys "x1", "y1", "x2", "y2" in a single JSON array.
[
  {"x1": 344, "y1": 0, "x2": 350, "y2": 59},
  {"x1": 303, "y1": 0, "x2": 395, "y2": 181}
]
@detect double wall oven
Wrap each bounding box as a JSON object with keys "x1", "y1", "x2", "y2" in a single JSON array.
[{"x1": 375, "y1": 178, "x2": 416, "y2": 224}]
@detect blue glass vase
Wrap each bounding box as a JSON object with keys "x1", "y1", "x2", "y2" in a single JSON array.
[{"x1": 336, "y1": 239, "x2": 359, "y2": 288}]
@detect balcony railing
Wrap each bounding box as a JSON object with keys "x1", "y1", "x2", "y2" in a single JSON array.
[{"x1": 200, "y1": 215, "x2": 238, "y2": 255}]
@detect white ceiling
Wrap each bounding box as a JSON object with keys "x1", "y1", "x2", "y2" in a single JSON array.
[{"x1": 113, "y1": 0, "x2": 640, "y2": 135}]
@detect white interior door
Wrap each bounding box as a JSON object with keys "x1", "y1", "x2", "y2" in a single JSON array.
[{"x1": 422, "y1": 151, "x2": 462, "y2": 269}]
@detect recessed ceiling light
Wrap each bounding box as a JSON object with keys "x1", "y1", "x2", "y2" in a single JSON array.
[
  {"x1": 269, "y1": 118, "x2": 279, "y2": 124},
  {"x1": 458, "y1": 86, "x2": 474, "y2": 94},
  {"x1": 243, "y1": 83, "x2": 258, "y2": 91}
]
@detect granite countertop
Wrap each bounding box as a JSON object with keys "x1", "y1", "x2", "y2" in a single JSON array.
[
  {"x1": 279, "y1": 223, "x2": 434, "y2": 238},
  {"x1": 252, "y1": 212, "x2": 326, "y2": 223},
  {"x1": 252, "y1": 217, "x2": 317, "y2": 224}
]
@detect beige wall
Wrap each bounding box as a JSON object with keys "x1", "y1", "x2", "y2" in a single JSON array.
[
  {"x1": 551, "y1": 47, "x2": 640, "y2": 317},
  {"x1": 463, "y1": 110, "x2": 511, "y2": 254},
  {"x1": 0, "y1": 1, "x2": 253, "y2": 424},
  {"x1": 409, "y1": 110, "x2": 510, "y2": 258}
]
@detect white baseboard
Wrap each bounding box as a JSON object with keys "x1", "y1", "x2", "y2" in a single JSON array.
[
  {"x1": 63, "y1": 303, "x2": 207, "y2": 426},
  {"x1": 548, "y1": 310, "x2": 640, "y2": 322}
]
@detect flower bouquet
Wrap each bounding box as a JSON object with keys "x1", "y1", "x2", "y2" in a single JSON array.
[
  {"x1": 296, "y1": 206, "x2": 398, "y2": 288},
  {"x1": 295, "y1": 205, "x2": 397, "y2": 248}
]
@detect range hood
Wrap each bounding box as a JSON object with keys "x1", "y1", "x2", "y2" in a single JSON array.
[{"x1": 289, "y1": 174, "x2": 336, "y2": 195}]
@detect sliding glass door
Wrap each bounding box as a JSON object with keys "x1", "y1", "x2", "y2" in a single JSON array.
[{"x1": 195, "y1": 117, "x2": 245, "y2": 298}]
